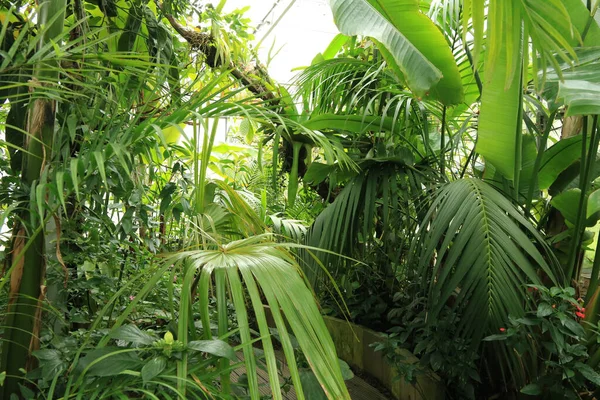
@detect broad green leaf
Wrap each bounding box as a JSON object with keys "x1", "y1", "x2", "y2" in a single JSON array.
[
  {"x1": 537, "y1": 303, "x2": 554, "y2": 317},
  {"x1": 323, "y1": 34, "x2": 350, "y2": 60},
  {"x1": 538, "y1": 136, "x2": 586, "y2": 189},
  {"x1": 551, "y1": 188, "x2": 600, "y2": 226},
  {"x1": 33, "y1": 349, "x2": 66, "y2": 381},
  {"x1": 77, "y1": 348, "x2": 141, "y2": 377},
  {"x1": 558, "y1": 80, "x2": 600, "y2": 116},
  {"x1": 304, "y1": 162, "x2": 336, "y2": 185},
  {"x1": 338, "y1": 359, "x2": 354, "y2": 380},
  {"x1": 575, "y1": 362, "x2": 600, "y2": 385},
  {"x1": 55, "y1": 170, "x2": 66, "y2": 214},
  {"x1": 239, "y1": 118, "x2": 254, "y2": 144},
  {"x1": 141, "y1": 356, "x2": 167, "y2": 383},
  {"x1": 551, "y1": 189, "x2": 581, "y2": 223},
  {"x1": 482, "y1": 334, "x2": 509, "y2": 341},
  {"x1": 543, "y1": 48, "x2": 600, "y2": 104},
  {"x1": 561, "y1": 0, "x2": 600, "y2": 46},
  {"x1": 329, "y1": 0, "x2": 462, "y2": 103},
  {"x1": 93, "y1": 151, "x2": 108, "y2": 190},
  {"x1": 587, "y1": 189, "x2": 600, "y2": 223},
  {"x1": 368, "y1": 1, "x2": 464, "y2": 104},
  {"x1": 477, "y1": 41, "x2": 522, "y2": 180},
  {"x1": 117, "y1": 3, "x2": 143, "y2": 52},
  {"x1": 110, "y1": 324, "x2": 156, "y2": 346},
  {"x1": 520, "y1": 383, "x2": 542, "y2": 395},
  {"x1": 561, "y1": 317, "x2": 586, "y2": 338},
  {"x1": 299, "y1": 370, "x2": 328, "y2": 400},
  {"x1": 187, "y1": 340, "x2": 236, "y2": 361},
  {"x1": 70, "y1": 158, "x2": 80, "y2": 201}
]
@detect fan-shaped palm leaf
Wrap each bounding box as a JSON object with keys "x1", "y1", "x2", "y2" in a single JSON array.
[
  {"x1": 411, "y1": 178, "x2": 562, "y2": 342},
  {"x1": 161, "y1": 234, "x2": 351, "y2": 400},
  {"x1": 97, "y1": 234, "x2": 350, "y2": 399}
]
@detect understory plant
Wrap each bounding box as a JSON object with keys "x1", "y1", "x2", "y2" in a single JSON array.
[
  {"x1": 374, "y1": 294, "x2": 480, "y2": 399},
  {"x1": 486, "y1": 285, "x2": 600, "y2": 398}
]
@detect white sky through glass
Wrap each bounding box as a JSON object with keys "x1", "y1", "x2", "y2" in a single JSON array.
[{"x1": 222, "y1": 0, "x2": 339, "y2": 84}]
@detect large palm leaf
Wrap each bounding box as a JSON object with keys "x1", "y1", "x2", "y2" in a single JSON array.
[
  {"x1": 328, "y1": 0, "x2": 463, "y2": 104},
  {"x1": 102, "y1": 234, "x2": 350, "y2": 400},
  {"x1": 411, "y1": 178, "x2": 562, "y2": 342}
]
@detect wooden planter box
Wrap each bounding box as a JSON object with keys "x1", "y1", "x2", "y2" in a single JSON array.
[{"x1": 263, "y1": 306, "x2": 444, "y2": 400}]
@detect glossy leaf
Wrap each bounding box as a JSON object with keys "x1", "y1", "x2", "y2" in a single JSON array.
[
  {"x1": 141, "y1": 356, "x2": 167, "y2": 383},
  {"x1": 322, "y1": 33, "x2": 350, "y2": 60},
  {"x1": 520, "y1": 383, "x2": 542, "y2": 395},
  {"x1": 538, "y1": 136, "x2": 586, "y2": 189},
  {"x1": 187, "y1": 340, "x2": 236, "y2": 361},
  {"x1": 110, "y1": 324, "x2": 157, "y2": 346},
  {"x1": 76, "y1": 347, "x2": 141, "y2": 378},
  {"x1": 329, "y1": 0, "x2": 462, "y2": 103},
  {"x1": 558, "y1": 80, "x2": 600, "y2": 116},
  {"x1": 477, "y1": 40, "x2": 522, "y2": 181}
]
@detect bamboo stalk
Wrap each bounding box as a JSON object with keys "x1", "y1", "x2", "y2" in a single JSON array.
[{"x1": 0, "y1": 0, "x2": 66, "y2": 396}]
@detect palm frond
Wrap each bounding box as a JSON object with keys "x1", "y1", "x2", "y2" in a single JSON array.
[
  {"x1": 411, "y1": 178, "x2": 563, "y2": 343},
  {"x1": 295, "y1": 58, "x2": 396, "y2": 116},
  {"x1": 304, "y1": 161, "x2": 427, "y2": 288},
  {"x1": 165, "y1": 234, "x2": 351, "y2": 400}
]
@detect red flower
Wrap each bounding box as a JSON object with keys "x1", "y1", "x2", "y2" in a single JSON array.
[
  {"x1": 576, "y1": 311, "x2": 585, "y2": 319},
  {"x1": 499, "y1": 327, "x2": 506, "y2": 332},
  {"x1": 552, "y1": 304, "x2": 556, "y2": 309}
]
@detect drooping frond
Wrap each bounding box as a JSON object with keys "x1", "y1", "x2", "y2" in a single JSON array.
[
  {"x1": 411, "y1": 178, "x2": 563, "y2": 342},
  {"x1": 157, "y1": 235, "x2": 350, "y2": 400}
]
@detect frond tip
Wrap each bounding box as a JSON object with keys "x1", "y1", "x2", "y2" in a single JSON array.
[{"x1": 411, "y1": 178, "x2": 562, "y2": 342}]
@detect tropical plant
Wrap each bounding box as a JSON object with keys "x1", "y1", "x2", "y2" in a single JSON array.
[
  {"x1": 0, "y1": 1, "x2": 352, "y2": 399},
  {"x1": 486, "y1": 285, "x2": 600, "y2": 398}
]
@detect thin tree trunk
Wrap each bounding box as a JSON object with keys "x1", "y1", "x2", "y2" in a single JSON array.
[{"x1": 0, "y1": 1, "x2": 66, "y2": 396}]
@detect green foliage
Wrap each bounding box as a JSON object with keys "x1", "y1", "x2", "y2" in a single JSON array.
[
  {"x1": 485, "y1": 285, "x2": 600, "y2": 398},
  {"x1": 411, "y1": 178, "x2": 562, "y2": 342},
  {"x1": 5, "y1": 0, "x2": 600, "y2": 398},
  {"x1": 328, "y1": 0, "x2": 463, "y2": 104},
  {"x1": 375, "y1": 299, "x2": 480, "y2": 399}
]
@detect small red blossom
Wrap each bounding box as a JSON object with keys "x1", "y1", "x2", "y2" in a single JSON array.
[
  {"x1": 499, "y1": 327, "x2": 506, "y2": 332},
  {"x1": 129, "y1": 295, "x2": 135, "y2": 301},
  {"x1": 576, "y1": 311, "x2": 585, "y2": 319},
  {"x1": 552, "y1": 304, "x2": 556, "y2": 309}
]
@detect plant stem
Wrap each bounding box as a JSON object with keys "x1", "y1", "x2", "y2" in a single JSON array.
[
  {"x1": 0, "y1": 0, "x2": 66, "y2": 396},
  {"x1": 525, "y1": 111, "x2": 558, "y2": 215},
  {"x1": 440, "y1": 106, "x2": 447, "y2": 177},
  {"x1": 567, "y1": 116, "x2": 600, "y2": 282}
]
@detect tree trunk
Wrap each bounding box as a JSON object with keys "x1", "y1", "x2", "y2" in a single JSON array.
[{"x1": 0, "y1": 1, "x2": 66, "y2": 396}]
